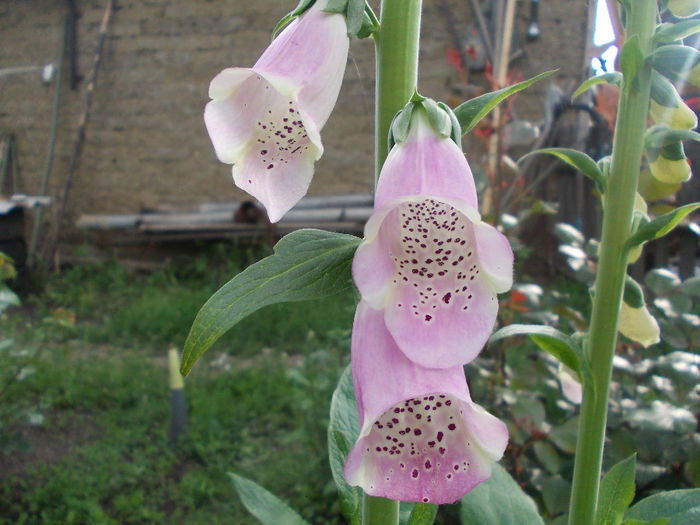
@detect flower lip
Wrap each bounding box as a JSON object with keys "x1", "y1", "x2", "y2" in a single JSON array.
[
  {"x1": 343, "y1": 303, "x2": 508, "y2": 504},
  {"x1": 352, "y1": 194, "x2": 513, "y2": 368}
]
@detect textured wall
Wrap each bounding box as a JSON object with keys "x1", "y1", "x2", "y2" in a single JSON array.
[{"x1": 0, "y1": 0, "x2": 587, "y2": 239}]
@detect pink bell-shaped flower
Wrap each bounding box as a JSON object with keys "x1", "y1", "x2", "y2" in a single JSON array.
[
  {"x1": 343, "y1": 302, "x2": 508, "y2": 504},
  {"x1": 352, "y1": 109, "x2": 513, "y2": 368},
  {"x1": 204, "y1": 1, "x2": 350, "y2": 222}
]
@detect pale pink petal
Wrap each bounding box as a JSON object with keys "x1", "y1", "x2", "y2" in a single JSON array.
[
  {"x1": 233, "y1": 137, "x2": 318, "y2": 223},
  {"x1": 254, "y1": 0, "x2": 349, "y2": 127},
  {"x1": 344, "y1": 303, "x2": 508, "y2": 504},
  {"x1": 352, "y1": 231, "x2": 395, "y2": 309},
  {"x1": 204, "y1": 72, "x2": 323, "y2": 222},
  {"x1": 559, "y1": 366, "x2": 583, "y2": 404},
  {"x1": 355, "y1": 196, "x2": 503, "y2": 367},
  {"x1": 473, "y1": 222, "x2": 514, "y2": 293},
  {"x1": 375, "y1": 113, "x2": 478, "y2": 210}
]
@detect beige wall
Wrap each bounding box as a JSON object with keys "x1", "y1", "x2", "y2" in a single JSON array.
[{"x1": 0, "y1": 0, "x2": 587, "y2": 238}]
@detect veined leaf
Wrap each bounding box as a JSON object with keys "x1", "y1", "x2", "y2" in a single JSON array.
[
  {"x1": 653, "y1": 20, "x2": 700, "y2": 45},
  {"x1": 596, "y1": 455, "x2": 637, "y2": 525},
  {"x1": 454, "y1": 70, "x2": 556, "y2": 134},
  {"x1": 626, "y1": 203, "x2": 699, "y2": 248},
  {"x1": 460, "y1": 463, "x2": 544, "y2": 525},
  {"x1": 489, "y1": 324, "x2": 583, "y2": 381},
  {"x1": 328, "y1": 365, "x2": 362, "y2": 525},
  {"x1": 573, "y1": 72, "x2": 623, "y2": 99},
  {"x1": 519, "y1": 148, "x2": 606, "y2": 193},
  {"x1": 181, "y1": 229, "x2": 359, "y2": 374},
  {"x1": 229, "y1": 472, "x2": 309, "y2": 525},
  {"x1": 625, "y1": 489, "x2": 700, "y2": 525}
]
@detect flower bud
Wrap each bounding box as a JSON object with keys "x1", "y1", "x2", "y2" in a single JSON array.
[{"x1": 649, "y1": 73, "x2": 698, "y2": 130}]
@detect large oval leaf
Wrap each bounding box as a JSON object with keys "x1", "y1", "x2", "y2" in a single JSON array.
[
  {"x1": 460, "y1": 463, "x2": 544, "y2": 525},
  {"x1": 181, "y1": 229, "x2": 360, "y2": 374}
]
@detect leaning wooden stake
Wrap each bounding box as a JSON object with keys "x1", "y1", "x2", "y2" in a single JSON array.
[{"x1": 44, "y1": 0, "x2": 113, "y2": 267}]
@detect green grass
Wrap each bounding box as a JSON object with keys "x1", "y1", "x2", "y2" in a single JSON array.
[{"x1": 0, "y1": 246, "x2": 356, "y2": 523}]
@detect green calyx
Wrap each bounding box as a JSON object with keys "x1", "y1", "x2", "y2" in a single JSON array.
[
  {"x1": 324, "y1": 0, "x2": 379, "y2": 38},
  {"x1": 644, "y1": 124, "x2": 700, "y2": 161},
  {"x1": 273, "y1": 0, "x2": 378, "y2": 39},
  {"x1": 388, "y1": 95, "x2": 462, "y2": 151},
  {"x1": 272, "y1": 0, "x2": 317, "y2": 38},
  {"x1": 649, "y1": 44, "x2": 700, "y2": 86}
]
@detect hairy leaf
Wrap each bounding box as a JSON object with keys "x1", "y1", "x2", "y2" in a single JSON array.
[
  {"x1": 573, "y1": 72, "x2": 623, "y2": 99},
  {"x1": 181, "y1": 229, "x2": 359, "y2": 374},
  {"x1": 626, "y1": 203, "x2": 699, "y2": 248},
  {"x1": 490, "y1": 324, "x2": 582, "y2": 377},
  {"x1": 328, "y1": 365, "x2": 362, "y2": 525},
  {"x1": 653, "y1": 20, "x2": 700, "y2": 45},
  {"x1": 520, "y1": 148, "x2": 606, "y2": 192},
  {"x1": 229, "y1": 472, "x2": 309, "y2": 525},
  {"x1": 596, "y1": 455, "x2": 637, "y2": 525},
  {"x1": 626, "y1": 489, "x2": 700, "y2": 525},
  {"x1": 454, "y1": 70, "x2": 556, "y2": 134}
]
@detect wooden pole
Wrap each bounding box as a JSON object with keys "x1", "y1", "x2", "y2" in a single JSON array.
[{"x1": 44, "y1": 0, "x2": 113, "y2": 267}]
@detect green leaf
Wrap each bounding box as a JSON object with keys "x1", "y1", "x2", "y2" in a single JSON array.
[
  {"x1": 653, "y1": 20, "x2": 700, "y2": 45},
  {"x1": 489, "y1": 324, "x2": 582, "y2": 380},
  {"x1": 454, "y1": 70, "x2": 556, "y2": 134},
  {"x1": 406, "y1": 503, "x2": 439, "y2": 525},
  {"x1": 620, "y1": 36, "x2": 645, "y2": 89},
  {"x1": 460, "y1": 463, "x2": 544, "y2": 525},
  {"x1": 626, "y1": 489, "x2": 700, "y2": 525},
  {"x1": 596, "y1": 455, "x2": 637, "y2": 525},
  {"x1": 543, "y1": 475, "x2": 571, "y2": 516},
  {"x1": 622, "y1": 518, "x2": 671, "y2": 525},
  {"x1": 645, "y1": 268, "x2": 682, "y2": 295},
  {"x1": 181, "y1": 229, "x2": 359, "y2": 374},
  {"x1": 680, "y1": 276, "x2": 700, "y2": 297},
  {"x1": 229, "y1": 472, "x2": 309, "y2": 525},
  {"x1": 328, "y1": 365, "x2": 362, "y2": 525},
  {"x1": 533, "y1": 441, "x2": 562, "y2": 474},
  {"x1": 573, "y1": 72, "x2": 623, "y2": 99},
  {"x1": 519, "y1": 148, "x2": 606, "y2": 193},
  {"x1": 549, "y1": 416, "x2": 580, "y2": 454},
  {"x1": 626, "y1": 203, "x2": 700, "y2": 248},
  {"x1": 272, "y1": 0, "x2": 316, "y2": 38}
]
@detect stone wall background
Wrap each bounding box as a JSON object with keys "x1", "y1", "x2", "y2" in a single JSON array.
[{"x1": 0, "y1": 0, "x2": 588, "y2": 241}]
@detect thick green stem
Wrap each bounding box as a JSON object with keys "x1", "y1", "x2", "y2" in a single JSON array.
[
  {"x1": 568, "y1": 2, "x2": 657, "y2": 524},
  {"x1": 363, "y1": 495, "x2": 400, "y2": 525},
  {"x1": 374, "y1": 0, "x2": 422, "y2": 184},
  {"x1": 361, "y1": 2, "x2": 423, "y2": 524}
]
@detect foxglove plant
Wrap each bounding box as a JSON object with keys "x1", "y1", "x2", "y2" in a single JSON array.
[
  {"x1": 204, "y1": 0, "x2": 350, "y2": 222},
  {"x1": 343, "y1": 302, "x2": 508, "y2": 504},
  {"x1": 353, "y1": 104, "x2": 513, "y2": 369}
]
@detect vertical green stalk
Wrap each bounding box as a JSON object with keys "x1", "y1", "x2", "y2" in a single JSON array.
[
  {"x1": 568, "y1": 2, "x2": 657, "y2": 524},
  {"x1": 374, "y1": 0, "x2": 422, "y2": 184},
  {"x1": 363, "y1": 1, "x2": 423, "y2": 523}
]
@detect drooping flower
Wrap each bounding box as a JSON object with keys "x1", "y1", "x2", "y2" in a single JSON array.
[
  {"x1": 204, "y1": 1, "x2": 350, "y2": 222},
  {"x1": 649, "y1": 73, "x2": 698, "y2": 131},
  {"x1": 343, "y1": 302, "x2": 508, "y2": 504},
  {"x1": 618, "y1": 301, "x2": 661, "y2": 348},
  {"x1": 352, "y1": 108, "x2": 513, "y2": 369}
]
